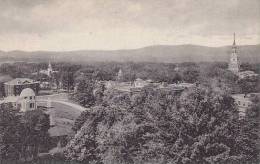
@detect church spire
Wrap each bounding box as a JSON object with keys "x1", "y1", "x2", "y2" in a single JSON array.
[
  {"x1": 47, "y1": 61, "x2": 53, "y2": 77},
  {"x1": 228, "y1": 33, "x2": 240, "y2": 75},
  {"x1": 232, "y1": 33, "x2": 237, "y2": 53},
  {"x1": 233, "y1": 33, "x2": 236, "y2": 46}
]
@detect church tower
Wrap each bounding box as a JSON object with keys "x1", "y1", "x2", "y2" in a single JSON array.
[
  {"x1": 228, "y1": 33, "x2": 240, "y2": 75},
  {"x1": 116, "y1": 69, "x2": 123, "y2": 81},
  {"x1": 47, "y1": 61, "x2": 53, "y2": 77}
]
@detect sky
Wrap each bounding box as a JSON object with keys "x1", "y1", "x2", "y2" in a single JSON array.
[{"x1": 0, "y1": 0, "x2": 259, "y2": 51}]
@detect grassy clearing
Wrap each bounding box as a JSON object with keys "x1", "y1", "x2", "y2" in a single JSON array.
[{"x1": 37, "y1": 101, "x2": 82, "y2": 137}]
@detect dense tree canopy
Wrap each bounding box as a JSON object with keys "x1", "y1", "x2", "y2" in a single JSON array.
[
  {"x1": 238, "y1": 76, "x2": 260, "y2": 95},
  {"x1": 1, "y1": 61, "x2": 259, "y2": 163},
  {"x1": 20, "y1": 110, "x2": 51, "y2": 159},
  {"x1": 65, "y1": 84, "x2": 258, "y2": 164},
  {"x1": 70, "y1": 79, "x2": 96, "y2": 107},
  {"x1": 0, "y1": 103, "x2": 22, "y2": 160},
  {"x1": 0, "y1": 104, "x2": 50, "y2": 161}
]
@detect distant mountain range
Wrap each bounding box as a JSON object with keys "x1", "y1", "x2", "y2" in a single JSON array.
[{"x1": 0, "y1": 44, "x2": 259, "y2": 64}]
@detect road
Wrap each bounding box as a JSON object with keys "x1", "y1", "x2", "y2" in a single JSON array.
[
  {"x1": 38, "y1": 99, "x2": 87, "y2": 112},
  {"x1": 37, "y1": 93, "x2": 87, "y2": 112}
]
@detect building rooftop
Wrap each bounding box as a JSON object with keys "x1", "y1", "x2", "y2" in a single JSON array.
[
  {"x1": 239, "y1": 71, "x2": 258, "y2": 78},
  {"x1": 20, "y1": 88, "x2": 35, "y2": 97},
  {"x1": 0, "y1": 96, "x2": 20, "y2": 104},
  {"x1": 232, "y1": 93, "x2": 260, "y2": 100},
  {"x1": 4, "y1": 78, "x2": 39, "y2": 85},
  {"x1": 167, "y1": 83, "x2": 194, "y2": 89}
]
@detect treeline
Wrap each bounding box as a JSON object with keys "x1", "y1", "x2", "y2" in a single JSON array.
[
  {"x1": 0, "y1": 104, "x2": 50, "y2": 161},
  {"x1": 65, "y1": 84, "x2": 260, "y2": 164},
  {"x1": 0, "y1": 61, "x2": 260, "y2": 163},
  {"x1": 65, "y1": 62, "x2": 260, "y2": 163},
  {"x1": 76, "y1": 62, "x2": 200, "y2": 83},
  {"x1": 70, "y1": 62, "x2": 260, "y2": 109},
  {"x1": 1, "y1": 61, "x2": 260, "y2": 95}
]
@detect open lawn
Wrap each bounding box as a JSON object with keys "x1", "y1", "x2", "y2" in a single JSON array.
[
  {"x1": 49, "y1": 102, "x2": 82, "y2": 120},
  {"x1": 37, "y1": 101, "x2": 82, "y2": 137}
]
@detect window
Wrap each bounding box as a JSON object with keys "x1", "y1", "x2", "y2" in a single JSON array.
[
  {"x1": 30, "y1": 103, "x2": 34, "y2": 108},
  {"x1": 30, "y1": 96, "x2": 32, "y2": 100},
  {"x1": 238, "y1": 101, "x2": 241, "y2": 105}
]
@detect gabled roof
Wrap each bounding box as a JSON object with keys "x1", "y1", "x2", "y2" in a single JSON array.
[{"x1": 4, "y1": 78, "x2": 39, "y2": 85}]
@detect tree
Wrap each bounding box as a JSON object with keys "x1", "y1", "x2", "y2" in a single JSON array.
[
  {"x1": 61, "y1": 71, "x2": 74, "y2": 91},
  {"x1": 0, "y1": 104, "x2": 51, "y2": 161},
  {"x1": 198, "y1": 64, "x2": 240, "y2": 94},
  {"x1": 0, "y1": 103, "x2": 22, "y2": 160},
  {"x1": 72, "y1": 110, "x2": 92, "y2": 132},
  {"x1": 70, "y1": 79, "x2": 95, "y2": 107},
  {"x1": 94, "y1": 82, "x2": 105, "y2": 105},
  {"x1": 103, "y1": 89, "x2": 131, "y2": 110},
  {"x1": 165, "y1": 86, "x2": 258, "y2": 163},
  {"x1": 0, "y1": 74, "x2": 13, "y2": 98},
  {"x1": 181, "y1": 66, "x2": 200, "y2": 83},
  {"x1": 238, "y1": 77, "x2": 259, "y2": 95},
  {"x1": 66, "y1": 87, "x2": 180, "y2": 164},
  {"x1": 243, "y1": 96, "x2": 260, "y2": 162},
  {"x1": 20, "y1": 110, "x2": 50, "y2": 159},
  {"x1": 240, "y1": 63, "x2": 254, "y2": 71},
  {"x1": 65, "y1": 106, "x2": 107, "y2": 162},
  {"x1": 65, "y1": 81, "x2": 259, "y2": 164}
]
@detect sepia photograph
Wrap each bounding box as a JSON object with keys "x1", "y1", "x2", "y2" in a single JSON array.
[{"x1": 0, "y1": 0, "x2": 259, "y2": 163}]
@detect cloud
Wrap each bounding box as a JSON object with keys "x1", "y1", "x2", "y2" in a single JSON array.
[{"x1": 0, "y1": 0, "x2": 259, "y2": 50}]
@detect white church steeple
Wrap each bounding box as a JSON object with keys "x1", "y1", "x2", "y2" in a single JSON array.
[
  {"x1": 228, "y1": 33, "x2": 240, "y2": 75},
  {"x1": 47, "y1": 61, "x2": 53, "y2": 77}
]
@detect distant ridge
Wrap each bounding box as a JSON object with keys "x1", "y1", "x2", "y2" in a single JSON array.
[{"x1": 0, "y1": 44, "x2": 259, "y2": 64}]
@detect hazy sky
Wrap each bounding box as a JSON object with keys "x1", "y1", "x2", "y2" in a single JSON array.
[{"x1": 0, "y1": 0, "x2": 259, "y2": 51}]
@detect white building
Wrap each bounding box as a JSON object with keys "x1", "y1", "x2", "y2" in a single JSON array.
[
  {"x1": 0, "y1": 88, "x2": 37, "y2": 112},
  {"x1": 4, "y1": 78, "x2": 40, "y2": 97},
  {"x1": 238, "y1": 71, "x2": 258, "y2": 79},
  {"x1": 133, "y1": 78, "x2": 152, "y2": 88},
  {"x1": 20, "y1": 88, "x2": 37, "y2": 112},
  {"x1": 232, "y1": 93, "x2": 260, "y2": 118},
  {"x1": 40, "y1": 61, "x2": 57, "y2": 77}
]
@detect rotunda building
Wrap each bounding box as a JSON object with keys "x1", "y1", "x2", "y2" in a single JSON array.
[{"x1": 20, "y1": 88, "x2": 36, "y2": 112}]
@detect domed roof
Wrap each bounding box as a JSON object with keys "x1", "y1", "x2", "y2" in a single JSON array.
[{"x1": 20, "y1": 88, "x2": 35, "y2": 97}]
